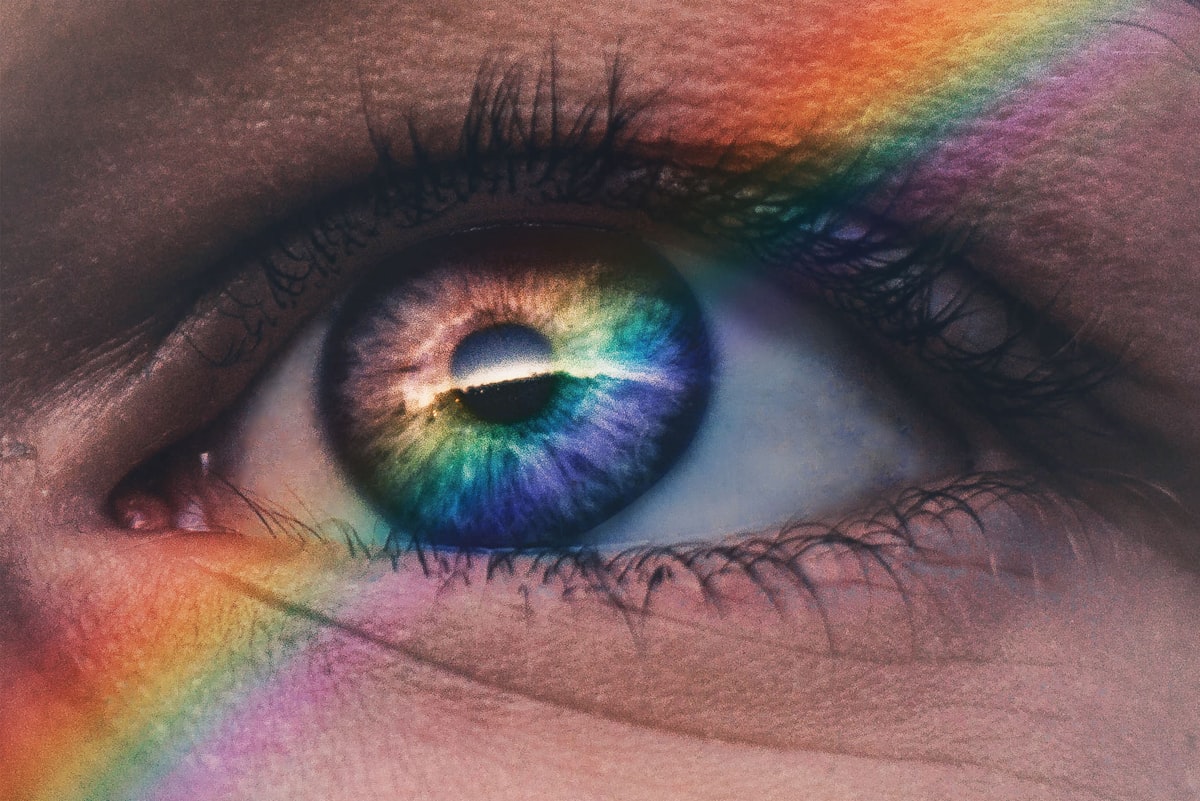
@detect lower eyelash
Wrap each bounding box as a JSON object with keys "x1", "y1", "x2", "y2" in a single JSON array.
[
  {"x1": 189, "y1": 467, "x2": 1053, "y2": 608},
  {"x1": 111, "y1": 432, "x2": 1197, "y2": 663},
  {"x1": 166, "y1": 464, "x2": 1180, "y2": 664}
]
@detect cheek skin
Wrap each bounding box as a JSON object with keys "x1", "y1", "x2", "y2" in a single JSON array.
[
  {"x1": 4, "y1": 488, "x2": 1199, "y2": 801},
  {"x1": 175, "y1": 556, "x2": 1198, "y2": 801},
  {"x1": 0, "y1": 535, "x2": 310, "y2": 801}
]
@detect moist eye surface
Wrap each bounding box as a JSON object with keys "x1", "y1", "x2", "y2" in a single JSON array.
[{"x1": 318, "y1": 226, "x2": 713, "y2": 549}]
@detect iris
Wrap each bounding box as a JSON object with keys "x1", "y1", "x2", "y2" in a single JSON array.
[{"x1": 319, "y1": 227, "x2": 712, "y2": 548}]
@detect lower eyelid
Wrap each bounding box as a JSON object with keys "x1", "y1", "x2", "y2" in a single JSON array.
[
  {"x1": 3, "y1": 501, "x2": 1167, "y2": 801},
  {"x1": 6, "y1": 467, "x2": 1156, "y2": 794},
  {"x1": 44, "y1": 473, "x2": 1091, "y2": 765},
  {"x1": 156, "y1": 468, "x2": 1090, "y2": 655}
]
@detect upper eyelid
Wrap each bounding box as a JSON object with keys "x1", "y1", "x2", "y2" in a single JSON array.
[
  {"x1": 27, "y1": 57, "x2": 1109, "y2": 504},
  {"x1": 14, "y1": 61, "x2": 886, "y2": 498},
  {"x1": 9, "y1": 21, "x2": 1181, "y2": 420},
  {"x1": 175, "y1": 60, "x2": 881, "y2": 370}
]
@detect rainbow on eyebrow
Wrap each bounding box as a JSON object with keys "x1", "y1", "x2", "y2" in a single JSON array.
[{"x1": 0, "y1": 3, "x2": 1147, "y2": 800}]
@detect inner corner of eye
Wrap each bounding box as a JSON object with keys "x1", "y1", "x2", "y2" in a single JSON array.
[
  {"x1": 108, "y1": 224, "x2": 969, "y2": 552},
  {"x1": 105, "y1": 438, "x2": 221, "y2": 535}
]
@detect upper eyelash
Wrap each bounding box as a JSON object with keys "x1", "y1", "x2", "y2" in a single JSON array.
[
  {"x1": 181, "y1": 56, "x2": 1118, "y2": 494},
  {"x1": 138, "y1": 54, "x2": 1127, "y2": 548},
  {"x1": 191, "y1": 56, "x2": 672, "y2": 367},
  {"x1": 198, "y1": 51, "x2": 1114, "y2": 415},
  {"x1": 189, "y1": 53, "x2": 868, "y2": 368},
  {"x1": 788, "y1": 213, "x2": 1119, "y2": 422}
]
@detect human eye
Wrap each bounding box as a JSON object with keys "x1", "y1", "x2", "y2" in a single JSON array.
[
  {"x1": 100, "y1": 67, "x2": 1058, "y2": 581},
  {"x1": 4, "y1": 4, "x2": 1199, "y2": 801},
  {"x1": 107, "y1": 116, "x2": 978, "y2": 550}
]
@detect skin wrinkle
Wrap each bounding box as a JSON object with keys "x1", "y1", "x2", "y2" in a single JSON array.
[
  {"x1": 322, "y1": 655, "x2": 1090, "y2": 798},
  {"x1": 2, "y1": 2, "x2": 1200, "y2": 800},
  {"x1": 201, "y1": 569, "x2": 1085, "y2": 751},
  {"x1": 182, "y1": 553, "x2": 1166, "y2": 801},
  {"x1": 186, "y1": 568, "x2": 1085, "y2": 791},
  {"x1": 188, "y1": 654, "x2": 1092, "y2": 801}
]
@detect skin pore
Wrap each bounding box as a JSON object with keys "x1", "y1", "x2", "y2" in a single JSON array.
[{"x1": 2, "y1": 1, "x2": 1199, "y2": 799}]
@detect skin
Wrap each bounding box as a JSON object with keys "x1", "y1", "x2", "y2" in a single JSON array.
[{"x1": 2, "y1": 1, "x2": 1199, "y2": 800}]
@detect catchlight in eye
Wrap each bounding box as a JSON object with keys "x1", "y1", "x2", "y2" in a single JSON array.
[
  {"x1": 318, "y1": 227, "x2": 713, "y2": 549},
  {"x1": 449, "y1": 323, "x2": 558, "y2": 423}
]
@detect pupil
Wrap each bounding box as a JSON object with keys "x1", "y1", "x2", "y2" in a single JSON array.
[{"x1": 450, "y1": 324, "x2": 557, "y2": 423}]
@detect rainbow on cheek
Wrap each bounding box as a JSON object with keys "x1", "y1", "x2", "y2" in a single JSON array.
[{"x1": 319, "y1": 228, "x2": 713, "y2": 548}]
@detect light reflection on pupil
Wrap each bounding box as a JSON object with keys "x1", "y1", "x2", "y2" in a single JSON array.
[{"x1": 450, "y1": 324, "x2": 557, "y2": 423}]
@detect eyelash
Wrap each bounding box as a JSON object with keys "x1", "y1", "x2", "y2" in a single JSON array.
[
  {"x1": 789, "y1": 214, "x2": 1117, "y2": 423},
  {"x1": 197, "y1": 56, "x2": 1112, "y2": 418},
  {"x1": 188, "y1": 463, "x2": 1175, "y2": 648},
  {"x1": 112, "y1": 53, "x2": 1130, "y2": 615}
]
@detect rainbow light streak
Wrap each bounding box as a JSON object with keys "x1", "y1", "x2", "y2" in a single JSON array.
[
  {"x1": 2, "y1": 541, "x2": 350, "y2": 801},
  {"x1": 727, "y1": 0, "x2": 1137, "y2": 177},
  {"x1": 322, "y1": 230, "x2": 711, "y2": 548},
  {"x1": 3, "y1": 4, "x2": 1141, "y2": 799}
]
